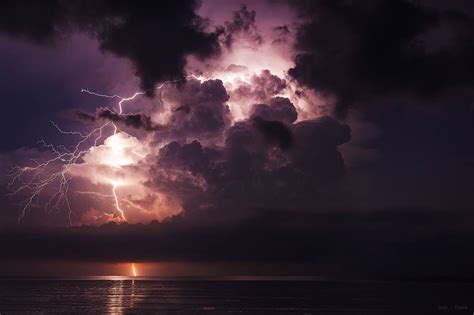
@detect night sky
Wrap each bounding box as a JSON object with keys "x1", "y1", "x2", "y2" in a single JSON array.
[{"x1": 0, "y1": 0, "x2": 473, "y2": 279}]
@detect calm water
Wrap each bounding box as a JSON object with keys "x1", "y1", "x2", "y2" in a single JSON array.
[{"x1": 0, "y1": 278, "x2": 473, "y2": 314}]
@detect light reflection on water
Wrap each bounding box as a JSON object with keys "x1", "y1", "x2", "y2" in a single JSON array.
[
  {"x1": 0, "y1": 278, "x2": 473, "y2": 314},
  {"x1": 107, "y1": 280, "x2": 139, "y2": 314},
  {"x1": 108, "y1": 280, "x2": 124, "y2": 314}
]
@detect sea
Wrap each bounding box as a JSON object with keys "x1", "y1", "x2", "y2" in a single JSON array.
[{"x1": 0, "y1": 277, "x2": 473, "y2": 314}]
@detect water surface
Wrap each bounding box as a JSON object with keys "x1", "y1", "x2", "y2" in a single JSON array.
[{"x1": 0, "y1": 277, "x2": 473, "y2": 314}]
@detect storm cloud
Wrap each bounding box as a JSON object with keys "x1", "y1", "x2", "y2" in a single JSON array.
[
  {"x1": 222, "y1": 4, "x2": 263, "y2": 48},
  {"x1": 1, "y1": 0, "x2": 474, "y2": 282},
  {"x1": 0, "y1": 0, "x2": 221, "y2": 93},
  {"x1": 158, "y1": 78, "x2": 232, "y2": 142},
  {"x1": 75, "y1": 107, "x2": 163, "y2": 131},
  {"x1": 150, "y1": 97, "x2": 351, "y2": 212},
  {"x1": 2, "y1": 208, "x2": 474, "y2": 279},
  {"x1": 288, "y1": 0, "x2": 474, "y2": 116}
]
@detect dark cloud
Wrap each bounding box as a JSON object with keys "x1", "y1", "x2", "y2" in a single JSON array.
[
  {"x1": 272, "y1": 25, "x2": 291, "y2": 45},
  {"x1": 150, "y1": 114, "x2": 350, "y2": 211},
  {"x1": 231, "y1": 69, "x2": 288, "y2": 105},
  {"x1": 74, "y1": 110, "x2": 96, "y2": 122},
  {"x1": 97, "y1": 108, "x2": 162, "y2": 131},
  {"x1": 2, "y1": 208, "x2": 474, "y2": 279},
  {"x1": 75, "y1": 108, "x2": 162, "y2": 131},
  {"x1": 251, "y1": 117, "x2": 293, "y2": 150},
  {"x1": 153, "y1": 140, "x2": 217, "y2": 204},
  {"x1": 223, "y1": 4, "x2": 263, "y2": 48},
  {"x1": 157, "y1": 78, "x2": 231, "y2": 141},
  {"x1": 0, "y1": 0, "x2": 221, "y2": 93},
  {"x1": 288, "y1": 0, "x2": 474, "y2": 116},
  {"x1": 250, "y1": 97, "x2": 298, "y2": 124}
]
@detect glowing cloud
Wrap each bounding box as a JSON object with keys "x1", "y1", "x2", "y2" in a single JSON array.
[{"x1": 5, "y1": 3, "x2": 331, "y2": 226}]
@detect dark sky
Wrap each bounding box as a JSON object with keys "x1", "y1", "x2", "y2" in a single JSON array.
[{"x1": 0, "y1": 0, "x2": 473, "y2": 278}]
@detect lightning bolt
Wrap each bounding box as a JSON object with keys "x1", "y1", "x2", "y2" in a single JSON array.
[
  {"x1": 7, "y1": 80, "x2": 178, "y2": 225},
  {"x1": 111, "y1": 182, "x2": 126, "y2": 221},
  {"x1": 7, "y1": 122, "x2": 109, "y2": 224},
  {"x1": 78, "y1": 89, "x2": 144, "y2": 222},
  {"x1": 131, "y1": 263, "x2": 137, "y2": 277},
  {"x1": 80, "y1": 80, "x2": 177, "y2": 221}
]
